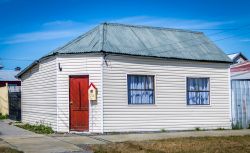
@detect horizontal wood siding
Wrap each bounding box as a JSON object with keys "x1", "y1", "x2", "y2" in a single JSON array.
[
  {"x1": 21, "y1": 57, "x2": 57, "y2": 130},
  {"x1": 56, "y1": 54, "x2": 103, "y2": 132},
  {"x1": 103, "y1": 55, "x2": 231, "y2": 132}
]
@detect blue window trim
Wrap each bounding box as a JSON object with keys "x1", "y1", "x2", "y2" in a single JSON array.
[
  {"x1": 186, "y1": 77, "x2": 210, "y2": 105},
  {"x1": 127, "y1": 74, "x2": 155, "y2": 105}
]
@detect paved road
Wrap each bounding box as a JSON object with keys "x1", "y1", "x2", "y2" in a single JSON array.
[{"x1": 0, "y1": 120, "x2": 83, "y2": 153}]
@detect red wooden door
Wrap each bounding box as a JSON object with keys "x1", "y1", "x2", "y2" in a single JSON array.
[{"x1": 69, "y1": 76, "x2": 89, "y2": 131}]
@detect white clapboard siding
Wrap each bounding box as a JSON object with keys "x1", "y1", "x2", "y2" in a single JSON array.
[
  {"x1": 103, "y1": 55, "x2": 231, "y2": 132},
  {"x1": 56, "y1": 54, "x2": 103, "y2": 133},
  {"x1": 21, "y1": 57, "x2": 57, "y2": 130}
]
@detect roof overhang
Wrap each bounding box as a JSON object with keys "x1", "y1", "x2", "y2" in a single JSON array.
[{"x1": 17, "y1": 49, "x2": 232, "y2": 79}]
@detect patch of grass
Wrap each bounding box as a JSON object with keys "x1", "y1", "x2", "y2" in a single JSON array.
[
  {"x1": 216, "y1": 127, "x2": 225, "y2": 130},
  {"x1": 195, "y1": 127, "x2": 201, "y2": 131},
  {"x1": 160, "y1": 128, "x2": 166, "y2": 132},
  {"x1": 92, "y1": 135, "x2": 250, "y2": 153},
  {"x1": 16, "y1": 123, "x2": 54, "y2": 134},
  {"x1": 0, "y1": 147, "x2": 23, "y2": 153},
  {"x1": 0, "y1": 113, "x2": 8, "y2": 120}
]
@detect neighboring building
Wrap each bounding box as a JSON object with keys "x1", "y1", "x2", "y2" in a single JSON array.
[
  {"x1": 229, "y1": 53, "x2": 250, "y2": 128},
  {"x1": 0, "y1": 69, "x2": 21, "y2": 87},
  {"x1": 17, "y1": 23, "x2": 232, "y2": 133},
  {"x1": 228, "y1": 52, "x2": 248, "y2": 64},
  {"x1": 0, "y1": 67, "x2": 21, "y2": 116}
]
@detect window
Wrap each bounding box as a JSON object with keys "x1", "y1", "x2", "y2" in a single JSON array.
[
  {"x1": 127, "y1": 75, "x2": 155, "y2": 104},
  {"x1": 187, "y1": 78, "x2": 210, "y2": 105}
]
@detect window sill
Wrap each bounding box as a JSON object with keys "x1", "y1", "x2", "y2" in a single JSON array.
[
  {"x1": 186, "y1": 104, "x2": 212, "y2": 107},
  {"x1": 128, "y1": 104, "x2": 157, "y2": 107}
]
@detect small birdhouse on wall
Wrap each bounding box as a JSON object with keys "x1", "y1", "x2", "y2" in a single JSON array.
[{"x1": 88, "y1": 83, "x2": 97, "y2": 101}]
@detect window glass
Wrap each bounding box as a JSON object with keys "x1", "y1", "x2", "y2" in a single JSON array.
[
  {"x1": 128, "y1": 75, "x2": 155, "y2": 104},
  {"x1": 187, "y1": 78, "x2": 210, "y2": 105}
]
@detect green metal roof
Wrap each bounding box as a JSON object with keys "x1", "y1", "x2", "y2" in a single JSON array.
[
  {"x1": 48, "y1": 22, "x2": 231, "y2": 62},
  {"x1": 17, "y1": 23, "x2": 231, "y2": 78}
]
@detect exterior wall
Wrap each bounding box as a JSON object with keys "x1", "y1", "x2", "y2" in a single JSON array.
[
  {"x1": 56, "y1": 54, "x2": 103, "y2": 133},
  {"x1": 21, "y1": 57, "x2": 57, "y2": 130},
  {"x1": 0, "y1": 84, "x2": 9, "y2": 115},
  {"x1": 103, "y1": 55, "x2": 231, "y2": 132}
]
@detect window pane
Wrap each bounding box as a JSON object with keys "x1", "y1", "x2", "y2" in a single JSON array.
[
  {"x1": 199, "y1": 78, "x2": 209, "y2": 91},
  {"x1": 200, "y1": 92, "x2": 209, "y2": 105},
  {"x1": 188, "y1": 78, "x2": 198, "y2": 91},
  {"x1": 141, "y1": 90, "x2": 154, "y2": 104},
  {"x1": 129, "y1": 75, "x2": 142, "y2": 90},
  {"x1": 187, "y1": 92, "x2": 198, "y2": 105},
  {"x1": 129, "y1": 90, "x2": 142, "y2": 104},
  {"x1": 146, "y1": 76, "x2": 154, "y2": 89}
]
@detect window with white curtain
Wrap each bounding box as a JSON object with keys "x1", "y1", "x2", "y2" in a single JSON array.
[
  {"x1": 127, "y1": 75, "x2": 155, "y2": 104},
  {"x1": 187, "y1": 77, "x2": 210, "y2": 105}
]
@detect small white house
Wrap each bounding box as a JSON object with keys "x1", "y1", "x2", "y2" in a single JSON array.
[{"x1": 17, "y1": 23, "x2": 232, "y2": 133}]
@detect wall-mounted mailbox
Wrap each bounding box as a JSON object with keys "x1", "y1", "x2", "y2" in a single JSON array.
[{"x1": 88, "y1": 83, "x2": 97, "y2": 101}]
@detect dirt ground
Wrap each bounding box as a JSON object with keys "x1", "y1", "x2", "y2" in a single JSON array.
[
  {"x1": 92, "y1": 135, "x2": 250, "y2": 153},
  {"x1": 0, "y1": 147, "x2": 23, "y2": 153}
]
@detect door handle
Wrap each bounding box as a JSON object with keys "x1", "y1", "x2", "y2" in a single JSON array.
[{"x1": 70, "y1": 101, "x2": 73, "y2": 105}]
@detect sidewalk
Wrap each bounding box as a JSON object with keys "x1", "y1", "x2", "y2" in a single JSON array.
[
  {"x1": 53, "y1": 129, "x2": 250, "y2": 145},
  {"x1": 0, "y1": 120, "x2": 82, "y2": 153}
]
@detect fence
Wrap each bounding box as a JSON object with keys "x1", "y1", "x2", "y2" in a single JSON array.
[{"x1": 8, "y1": 85, "x2": 21, "y2": 121}]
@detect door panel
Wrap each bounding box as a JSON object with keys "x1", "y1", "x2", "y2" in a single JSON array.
[{"x1": 69, "y1": 76, "x2": 89, "y2": 131}]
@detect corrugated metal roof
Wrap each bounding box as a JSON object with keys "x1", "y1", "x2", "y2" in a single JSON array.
[
  {"x1": 17, "y1": 23, "x2": 232, "y2": 78},
  {"x1": 0, "y1": 70, "x2": 19, "y2": 81},
  {"x1": 228, "y1": 53, "x2": 239, "y2": 60},
  {"x1": 47, "y1": 23, "x2": 231, "y2": 62}
]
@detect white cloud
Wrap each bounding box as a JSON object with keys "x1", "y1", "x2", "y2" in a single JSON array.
[
  {"x1": 111, "y1": 16, "x2": 234, "y2": 29},
  {"x1": 42, "y1": 20, "x2": 89, "y2": 30},
  {"x1": 240, "y1": 39, "x2": 250, "y2": 42},
  {"x1": 2, "y1": 30, "x2": 81, "y2": 44},
  {"x1": 0, "y1": 17, "x2": 236, "y2": 45},
  {"x1": 43, "y1": 20, "x2": 78, "y2": 27},
  {"x1": 1, "y1": 20, "x2": 95, "y2": 44}
]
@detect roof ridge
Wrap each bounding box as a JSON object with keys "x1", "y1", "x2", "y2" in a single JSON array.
[
  {"x1": 101, "y1": 23, "x2": 107, "y2": 51},
  {"x1": 102, "y1": 22, "x2": 202, "y2": 34},
  {"x1": 51, "y1": 25, "x2": 101, "y2": 54}
]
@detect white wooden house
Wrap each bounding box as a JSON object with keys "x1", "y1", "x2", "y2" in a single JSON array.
[{"x1": 17, "y1": 23, "x2": 232, "y2": 133}]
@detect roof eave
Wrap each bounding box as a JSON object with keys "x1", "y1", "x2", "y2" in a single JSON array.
[
  {"x1": 16, "y1": 60, "x2": 39, "y2": 78},
  {"x1": 99, "y1": 51, "x2": 233, "y2": 63}
]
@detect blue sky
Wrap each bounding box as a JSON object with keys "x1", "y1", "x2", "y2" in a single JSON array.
[{"x1": 0, "y1": 0, "x2": 250, "y2": 70}]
